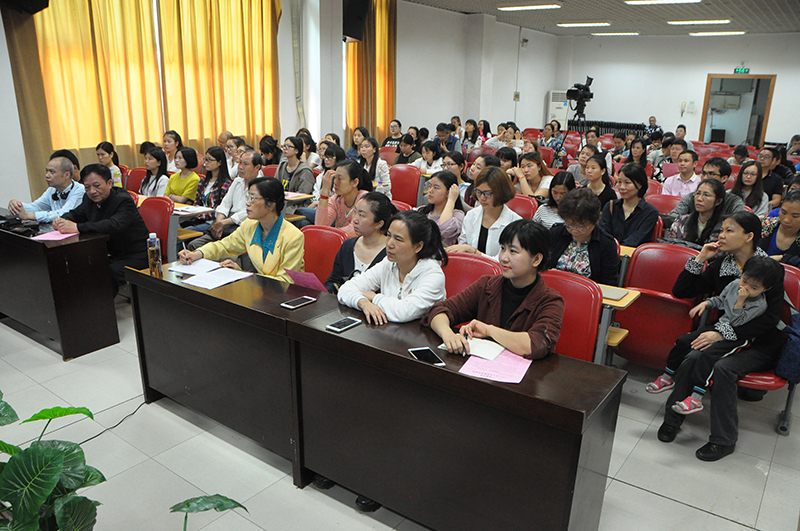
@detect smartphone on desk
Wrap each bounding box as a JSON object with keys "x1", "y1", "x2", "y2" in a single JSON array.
[
  {"x1": 280, "y1": 296, "x2": 316, "y2": 310},
  {"x1": 409, "y1": 347, "x2": 446, "y2": 367},
  {"x1": 326, "y1": 316, "x2": 361, "y2": 333}
]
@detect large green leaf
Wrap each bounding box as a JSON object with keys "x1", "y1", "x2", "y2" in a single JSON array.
[
  {"x1": 0, "y1": 446, "x2": 63, "y2": 524},
  {"x1": 0, "y1": 400, "x2": 18, "y2": 427},
  {"x1": 53, "y1": 495, "x2": 98, "y2": 531},
  {"x1": 20, "y1": 407, "x2": 93, "y2": 424},
  {"x1": 33, "y1": 441, "x2": 85, "y2": 491},
  {"x1": 9, "y1": 518, "x2": 38, "y2": 531},
  {"x1": 169, "y1": 494, "x2": 248, "y2": 514},
  {"x1": 0, "y1": 441, "x2": 21, "y2": 457},
  {"x1": 80, "y1": 467, "x2": 106, "y2": 489}
]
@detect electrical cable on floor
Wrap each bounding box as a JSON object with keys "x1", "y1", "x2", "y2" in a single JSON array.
[{"x1": 79, "y1": 401, "x2": 146, "y2": 445}]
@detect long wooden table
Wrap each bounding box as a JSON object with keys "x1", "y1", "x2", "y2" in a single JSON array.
[
  {"x1": 0, "y1": 219, "x2": 119, "y2": 359},
  {"x1": 126, "y1": 266, "x2": 626, "y2": 530}
]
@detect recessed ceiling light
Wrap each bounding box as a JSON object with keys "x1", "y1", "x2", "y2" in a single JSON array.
[
  {"x1": 557, "y1": 22, "x2": 611, "y2": 27},
  {"x1": 498, "y1": 4, "x2": 561, "y2": 11},
  {"x1": 689, "y1": 31, "x2": 746, "y2": 36},
  {"x1": 591, "y1": 32, "x2": 640, "y2": 36},
  {"x1": 625, "y1": 0, "x2": 701, "y2": 4},
  {"x1": 668, "y1": 19, "x2": 730, "y2": 25}
]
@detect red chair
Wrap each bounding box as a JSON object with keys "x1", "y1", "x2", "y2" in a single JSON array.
[
  {"x1": 506, "y1": 195, "x2": 538, "y2": 219},
  {"x1": 730, "y1": 165, "x2": 741, "y2": 177},
  {"x1": 389, "y1": 164, "x2": 421, "y2": 207},
  {"x1": 564, "y1": 144, "x2": 578, "y2": 159},
  {"x1": 612, "y1": 162, "x2": 624, "y2": 175},
  {"x1": 119, "y1": 164, "x2": 130, "y2": 183},
  {"x1": 643, "y1": 161, "x2": 655, "y2": 178},
  {"x1": 787, "y1": 155, "x2": 800, "y2": 166},
  {"x1": 539, "y1": 146, "x2": 554, "y2": 167},
  {"x1": 139, "y1": 197, "x2": 174, "y2": 260},
  {"x1": 743, "y1": 206, "x2": 754, "y2": 214},
  {"x1": 391, "y1": 200, "x2": 412, "y2": 211},
  {"x1": 661, "y1": 162, "x2": 679, "y2": 178},
  {"x1": 441, "y1": 252, "x2": 502, "y2": 299},
  {"x1": 652, "y1": 216, "x2": 664, "y2": 240},
  {"x1": 614, "y1": 243, "x2": 700, "y2": 368},
  {"x1": 522, "y1": 128, "x2": 540, "y2": 139},
  {"x1": 127, "y1": 190, "x2": 140, "y2": 203},
  {"x1": 125, "y1": 167, "x2": 147, "y2": 192},
  {"x1": 262, "y1": 164, "x2": 279, "y2": 177},
  {"x1": 645, "y1": 180, "x2": 663, "y2": 196},
  {"x1": 379, "y1": 146, "x2": 397, "y2": 166},
  {"x1": 539, "y1": 270, "x2": 603, "y2": 362},
  {"x1": 737, "y1": 264, "x2": 800, "y2": 435},
  {"x1": 467, "y1": 146, "x2": 496, "y2": 164},
  {"x1": 300, "y1": 225, "x2": 348, "y2": 285},
  {"x1": 647, "y1": 194, "x2": 682, "y2": 215},
  {"x1": 725, "y1": 175, "x2": 736, "y2": 190}
]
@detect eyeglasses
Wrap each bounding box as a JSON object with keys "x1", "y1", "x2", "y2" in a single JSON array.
[
  {"x1": 441, "y1": 161, "x2": 457, "y2": 168},
  {"x1": 282, "y1": 144, "x2": 295, "y2": 150},
  {"x1": 695, "y1": 192, "x2": 716, "y2": 199},
  {"x1": 473, "y1": 189, "x2": 493, "y2": 199},
  {"x1": 565, "y1": 223, "x2": 590, "y2": 234},
  {"x1": 245, "y1": 193, "x2": 263, "y2": 203},
  {"x1": 701, "y1": 170, "x2": 720, "y2": 178},
  {"x1": 742, "y1": 171, "x2": 759, "y2": 177}
]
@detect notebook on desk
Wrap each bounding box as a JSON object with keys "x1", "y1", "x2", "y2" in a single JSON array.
[{"x1": 600, "y1": 285, "x2": 627, "y2": 301}]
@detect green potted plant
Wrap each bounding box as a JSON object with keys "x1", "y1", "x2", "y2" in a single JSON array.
[
  {"x1": 0, "y1": 389, "x2": 106, "y2": 530},
  {"x1": 170, "y1": 494, "x2": 247, "y2": 530}
]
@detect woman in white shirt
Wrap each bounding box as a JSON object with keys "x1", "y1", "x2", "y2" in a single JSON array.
[
  {"x1": 139, "y1": 148, "x2": 170, "y2": 197},
  {"x1": 412, "y1": 140, "x2": 445, "y2": 175},
  {"x1": 447, "y1": 166, "x2": 522, "y2": 261},
  {"x1": 507, "y1": 152, "x2": 553, "y2": 198},
  {"x1": 532, "y1": 171, "x2": 575, "y2": 229},
  {"x1": 359, "y1": 136, "x2": 392, "y2": 198},
  {"x1": 96, "y1": 141, "x2": 123, "y2": 187},
  {"x1": 462, "y1": 119, "x2": 483, "y2": 153},
  {"x1": 299, "y1": 132, "x2": 322, "y2": 169},
  {"x1": 338, "y1": 210, "x2": 447, "y2": 324}
]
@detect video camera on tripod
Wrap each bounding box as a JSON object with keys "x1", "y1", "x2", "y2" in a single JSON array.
[{"x1": 566, "y1": 76, "x2": 593, "y2": 117}]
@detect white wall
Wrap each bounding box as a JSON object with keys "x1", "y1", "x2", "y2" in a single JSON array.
[
  {"x1": 553, "y1": 33, "x2": 800, "y2": 144},
  {"x1": 0, "y1": 11, "x2": 33, "y2": 204}
]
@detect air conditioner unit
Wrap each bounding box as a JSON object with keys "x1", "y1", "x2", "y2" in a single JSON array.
[{"x1": 547, "y1": 90, "x2": 569, "y2": 124}]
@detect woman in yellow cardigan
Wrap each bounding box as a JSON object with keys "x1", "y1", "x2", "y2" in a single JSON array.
[{"x1": 178, "y1": 176, "x2": 305, "y2": 283}]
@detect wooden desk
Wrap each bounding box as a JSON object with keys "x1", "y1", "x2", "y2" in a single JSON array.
[
  {"x1": 0, "y1": 223, "x2": 119, "y2": 359},
  {"x1": 166, "y1": 207, "x2": 213, "y2": 263},
  {"x1": 285, "y1": 193, "x2": 313, "y2": 204},
  {"x1": 126, "y1": 269, "x2": 626, "y2": 531},
  {"x1": 126, "y1": 266, "x2": 339, "y2": 458},
  {"x1": 619, "y1": 245, "x2": 635, "y2": 257},
  {"x1": 290, "y1": 306, "x2": 626, "y2": 531},
  {"x1": 594, "y1": 284, "x2": 640, "y2": 364}
]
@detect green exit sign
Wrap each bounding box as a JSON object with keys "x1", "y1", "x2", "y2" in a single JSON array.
[{"x1": 734, "y1": 67, "x2": 750, "y2": 74}]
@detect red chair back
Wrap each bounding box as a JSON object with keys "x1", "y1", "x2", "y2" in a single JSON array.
[
  {"x1": 262, "y1": 164, "x2": 279, "y2": 177},
  {"x1": 125, "y1": 167, "x2": 148, "y2": 192},
  {"x1": 661, "y1": 162, "x2": 679, "y2": 178},
  {"x1": 522, "y1": 128, "x2": 540, "y2": 139},
  {"x1": 539, "y1": 270, "x2": 602, "y2": 362},
  {"x1": 564, "y1": 144, "x2": 578, "y2": 159},
  {"x1": 624, "y1": 242, "x2": 699, "y2": 294},
  {"x1": 139, "y1": 197, "x2": 174, "y2": 260},
  {"x1": 506, "y1": 195, "x2": 538, "y2": 219},
  {"x1": 725, "y1": 175, "x2": 736, "y2": 190},
  {"x1": 389, "y1": 164, "x2": 421, "y2": 207},
  {"x1": 300, "y1": 225, "x2": 348, "y2": 285},
  {"x1": 119, "y1": 164, "x2": 130, "y2": 183},
  {"x1": 645, "y1": 180, "x2": 662, "y2": 196},
  {"x1": 647, "y1": 194, "x2": 682, "y2": 215},
  {"x1": 467, "y1": 146, "x2": 496, "y2": 164},
  {"x1": 539, "y1": 146, "x2": 554, "y2": 167},
  {"x1": 652, "y1": 216, "x2": 664, "y2": 240},
  {"x1": 379, "y1": 147, "x2": 397, "y2": 166},
  {"x1": 441, "y1": 252, "x2": 502, "y2": 299},
  {"x1": 391, "y1": 200, "x2": 412, "y2": 211}
]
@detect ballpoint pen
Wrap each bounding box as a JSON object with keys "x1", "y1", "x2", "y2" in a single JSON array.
[{"x1": 462, "y1": 330, "x2": 469, "y2": 358}]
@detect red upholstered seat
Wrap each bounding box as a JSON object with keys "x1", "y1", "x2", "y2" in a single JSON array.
[
  {"x1": 539, "y1": 270, "x2": 603, "y2": 362},
  {"x1": 441, "y1": 252, "x2": 501, "y2": 298},
  {"x1": 139, "y1": 197, "x2": 174, "y2": 260},
  {"x1": 389, "y1": 164, "x2": 421, "y2": 207},
  {"x1": 300, "y1": 225, "x2": 348, "y2": 285}
]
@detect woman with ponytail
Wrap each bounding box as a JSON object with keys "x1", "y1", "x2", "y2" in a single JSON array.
[
  {"x1": 96, "y1": 141, "x2": 122, "y2": 187},
  {"x1": 338, "y1": 210, "x2": 447, "y2": 324},
  {"x1": 315, "y1": 159, "x2": 373, "y2": 237}
]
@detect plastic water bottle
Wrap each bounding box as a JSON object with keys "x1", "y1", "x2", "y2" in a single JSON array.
[{"x1": 147, "y1": 232, "x2": 163, "y2": 279}]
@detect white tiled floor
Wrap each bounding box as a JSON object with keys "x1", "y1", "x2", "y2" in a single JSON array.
[{"x1": 1, "y1": 301, "x2": 798, "y2": 531}]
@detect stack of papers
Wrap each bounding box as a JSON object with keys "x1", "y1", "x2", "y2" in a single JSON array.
[
  {"x1": 458, "y1": 350, "x2": 532, "y2": 384},
  {"x1": 173, "y1": 206, "x2": 213, "y2": 215},
  {"x1": 438, "y1": 337, "x2": 505, "y2": 361},
  {"x1": 181, "y1": 267, "x2": 252, "y2": 290},
  {"x1": 168, "y1": 259, "x2": 221, "y2": 275}
]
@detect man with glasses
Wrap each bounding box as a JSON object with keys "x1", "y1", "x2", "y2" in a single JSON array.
[
  {"x1": 666, "y1": 157, "x2": 743, "y2": 225},
  {"x1": 189, "y1": 150, "x2": 263, "y2": 250},
  {"x1": 757, "y1": 147, "x2": 786, "y2": 209}
]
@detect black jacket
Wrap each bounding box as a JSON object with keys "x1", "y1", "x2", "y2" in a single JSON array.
[
  {"x1": 324, "y1": 237, "x2": 387, "y2": 293},
  {"x1": 600, "y1": 197, "x2": 660, "y2": 247},
  {"x1": 548, "y1": 224, "x2": 620, "y2": 286},
  {"x1": 63, "y1": 187, "x2": 150, "y2": 260}
]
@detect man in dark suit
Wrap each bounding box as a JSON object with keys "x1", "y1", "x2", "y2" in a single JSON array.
[{"x1": 54, "y1": 163, "x2": 150, "y2": 295}]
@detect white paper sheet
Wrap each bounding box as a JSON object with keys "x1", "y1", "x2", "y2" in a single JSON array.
[
  {"x1": 180, "y1": 267, "x2": 252, "y2": 289},
  {"x1": 168, "y1": 259, "x2": 221, "y2": 275},
  {"x1": 438, "y1": 337, "x2": 505, "y2": 361}
]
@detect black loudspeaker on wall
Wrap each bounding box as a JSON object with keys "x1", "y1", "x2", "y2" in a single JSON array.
[
  {"x1": 0, "y1": 0, "x2": 49, "y2": 15},
  {"x1": 343, "y1": 0, "x2": 368, "y2": 42}
]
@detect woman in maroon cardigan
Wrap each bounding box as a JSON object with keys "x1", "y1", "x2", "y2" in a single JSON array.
[{"x1": 422, "y1": 219, "x2": 565, "y2": 359}]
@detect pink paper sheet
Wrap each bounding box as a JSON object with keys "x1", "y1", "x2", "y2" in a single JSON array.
[
  {"x1": 458, "y1": 350, "x2": 532, "y2": 384},
  {"x1": 31, "y1": 231, "x2": 77, "y2": 241},
  {"x1": 285, "y1": 270, "x2": 327, "y2": 291}
]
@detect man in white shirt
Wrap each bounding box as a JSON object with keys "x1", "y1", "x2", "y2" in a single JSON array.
[
  {"x1": 188, "y1": 150, "x2": 262, "y2": 250},
  {"x1": 7, "y1": 156, "x2": 85, "y2": 223},
  {"x1": 662, "y1": 150, "x2": 700, "y2": 198}
]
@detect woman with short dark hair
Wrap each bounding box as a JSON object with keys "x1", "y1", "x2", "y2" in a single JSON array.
[
  {"x1": 424, "y1": 219, "x2": 564, "y2": 359},
  {"x1": 164, "y1": 147, "x2": 200, "y2": 204},
  {"x1": 549, "y1": 187, "x2": 619, "y2": 285},
  {"x1": 599, "y1": 163, "x2": 660, "y2": 247}
]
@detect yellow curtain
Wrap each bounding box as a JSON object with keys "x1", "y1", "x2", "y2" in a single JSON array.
[
  {"x1": 33, "y1": 0, "x2": 163, "y2": 167},
  {"x1": 158, "y1": 0, "x2": 282, "y2": 151},
  {"x1": 345, "y1": 0, "x2": 396, "y2": 144}
]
